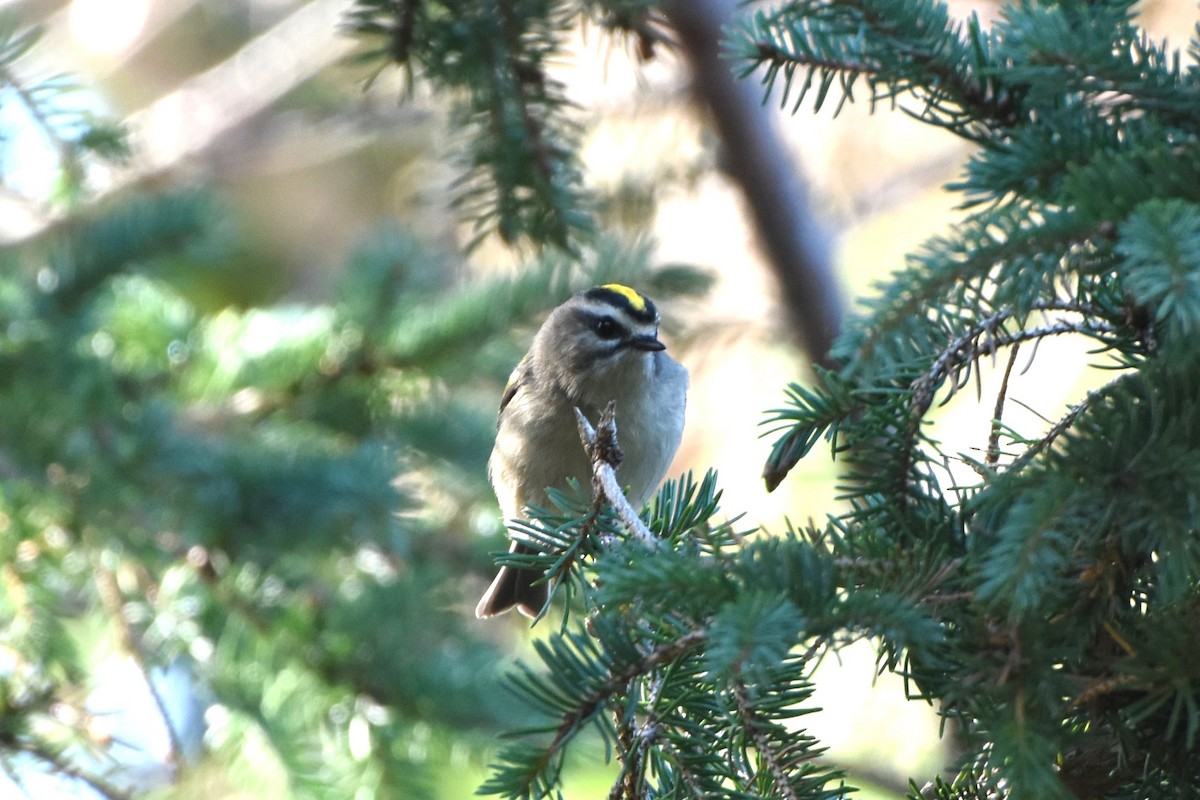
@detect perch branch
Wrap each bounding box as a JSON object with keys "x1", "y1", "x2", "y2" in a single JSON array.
[{"x1": 574, "y1": 403, "x2": 658, "y2": 547}]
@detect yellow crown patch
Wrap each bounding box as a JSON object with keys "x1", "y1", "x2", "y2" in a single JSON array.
[{"x1": 599, "y1": 283, "x2": 647, "y2": 313}]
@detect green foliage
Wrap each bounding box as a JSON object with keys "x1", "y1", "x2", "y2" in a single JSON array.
[
  {"x1": 735, "y1": 0, "x2": 1200, "y2": 797},
  {"x1": 401, "y1": 2, "x2": 1200, "y2": 800},
  {"x1": 343, "y1": 0, "x2": 683, "y2": 252},
  {"x1": 1116, "y1": 199, "x2": 1200, "y2": 341},
  {"x1": 345, "y1": 0, "x2": 592, "y2": 251},
  {"x1": 0, "y1": 180, "x2": 509, "y2": 795},
  {"x1": 0, "y1": 26, "x2": 701, "y2": 788},
  {"x1": 0, "y1": 18, "x2": 129, "y2": 205},
  {"x1": 7, "y1": 1, "x2": 1200, "y2": 798},
  {"x1": 481, "y1": 477, "x2": 850, "y2": 800}
]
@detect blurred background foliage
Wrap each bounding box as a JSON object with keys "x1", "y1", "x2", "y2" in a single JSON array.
[{"x1": 0, "y1": 0, "x2": 1196, "y2": 798}]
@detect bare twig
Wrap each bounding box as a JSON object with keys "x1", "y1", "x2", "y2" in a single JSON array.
[
  {"x1": 899, "y1": 306, "x2": 1118, "y2": 497},
  {"x1": 574, "y1": 403, "x2": 658, "y2": 547},
  {"x1": 986, "y1": 342, "x2": 1021, "y2": 468}
]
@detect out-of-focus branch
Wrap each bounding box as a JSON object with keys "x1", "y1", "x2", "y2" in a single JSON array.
[
  {"x1": 3, "y1": 0, "x2": 353, "y2": 244},
  {"x1": 662, "y1": 0, "x2": 844, "y2": 369}
]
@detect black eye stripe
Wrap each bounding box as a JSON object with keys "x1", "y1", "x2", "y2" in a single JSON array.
[
  {"x1": 578, "y1": 311, "x2": 628, "y2": 339},
  {"x1": 593, "y1": 317, "x2": 620, "y2": 338}
]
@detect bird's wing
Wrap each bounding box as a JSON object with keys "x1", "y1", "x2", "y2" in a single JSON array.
[{"x1": 498, "y1": 353, "x2": 533, "y2": 420}]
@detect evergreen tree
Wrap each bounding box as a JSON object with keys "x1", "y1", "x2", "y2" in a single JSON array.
[
  {"x1": 353, "y1": 0, "x2": 1200, "y2": 798},
  {"x1": 0, "y1": 14, "x2": 696, "y2": 797},
  {"x1": 3, "y1": 0, "x2": 1199, "y2": 799}
]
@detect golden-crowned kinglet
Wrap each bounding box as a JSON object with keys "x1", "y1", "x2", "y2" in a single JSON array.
[{"x1": 475, "y1": 284, "x2": 689, "y2": 619}]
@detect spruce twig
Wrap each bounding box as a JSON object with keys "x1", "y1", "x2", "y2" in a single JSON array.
[
  {"x1": 574, "y1": 403, "x2": 658, "y2": 547},
  {"x1": 731, "y1": 677, "x2": 801, "y2": 800},
  {"x1": 985, "y1": 342, "x2": 1020, "y2": 468},
  {"x1": 540, "y1": 630, "x2": 706, "y2": 784}
]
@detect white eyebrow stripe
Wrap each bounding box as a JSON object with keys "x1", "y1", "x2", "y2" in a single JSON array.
[{"x1": 576, "y1": 300, "x2": 636, "y2": 324}]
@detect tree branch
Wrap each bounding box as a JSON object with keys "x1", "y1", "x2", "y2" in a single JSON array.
[
  {"x1": 545, "y1": 629, "x2": 706, "y2": 770},
  {"x1": 663, "y1": 0, "x2": 844, "y2": 368},
  {"x1": 731, "y1": 678, "x2": 801, "y2": 800},
  {"x1": 898, "y1": 304, "x2": 1119, "y2": 497},
  {"x1": 574, "y1": 402, "x2": 657, "y2": 547}
]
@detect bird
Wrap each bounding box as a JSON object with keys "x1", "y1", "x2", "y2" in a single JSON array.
[{"x1": 475, "y1": 283, "x2": 689, "y2": 619}]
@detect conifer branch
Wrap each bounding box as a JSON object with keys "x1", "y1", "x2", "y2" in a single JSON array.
[
  {"x1": 346, "y1": 0, "x2": 590, "y2": 249},
  {"x1": 860, "y1": 228, "x2": 1097, "y2": 364},
  {"x1": 585, "y1": 2, "x2": 674, "y2": 61},
  {"x1": 732, "y1": 678, "x2": 802, "y2": 800},
  {"x1": 900, "y1": 305, "x2": 1119, "y2": 493},
  {"x1": 609, "y1": 714, "x2": 641, "y2": 800},
  {"x1": 484, "y1": 0, "x2": 577, "y2": 248},
  {"x1": 0, "y1": 53, "x2": 71, "y2": 167},
  {"x1": 8, "y1": 3, "x2": 1199, "y2": 799},
  {"x1": 734, "y1": 0, "x2": 1023, "y2": 139},
  {"x1": 1003, "y1": 374, "x2": 1131, "y2": 475},
  {"x1": 658, "y1": 737, "x2": 709, "y2": 798},
  {"x1": 609, "y1": 672, "x2": 668, "y2": 800},
  {"x1": 918, "y1": 315, "x2": 1117, "y2": 417},
  {"x1": 540, "y1": 630, "x2": 706, "y2": 782},
  {"x1": 495, "y1": 4, "x2": 556, "y2": 189}
]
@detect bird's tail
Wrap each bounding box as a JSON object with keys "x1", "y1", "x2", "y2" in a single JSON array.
[{"x1": 475, "y1": 541, "x2": 550, "y2": 619}]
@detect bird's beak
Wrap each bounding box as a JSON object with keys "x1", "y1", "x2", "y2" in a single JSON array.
[{"x1": 628, "y1": 334, "x2": 666, "y2": 352}]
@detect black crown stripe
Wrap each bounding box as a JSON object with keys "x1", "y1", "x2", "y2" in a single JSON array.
[{"x1": 583, "y1": 284, "x2": 658, "y2": 323}]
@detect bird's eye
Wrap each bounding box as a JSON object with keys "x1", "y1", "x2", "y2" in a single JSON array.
[{"x1": 592, "y1": 317, "x2": 620, "y2": 339}]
